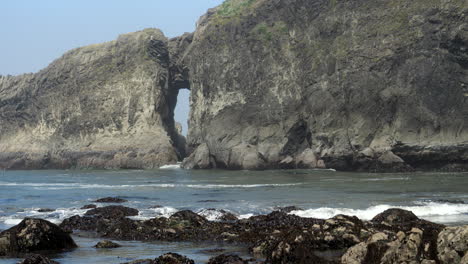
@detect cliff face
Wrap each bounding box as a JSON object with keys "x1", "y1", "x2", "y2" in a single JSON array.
[
  {"x1": 0, "y1": 29, "x2": 184, "y2": 169},
  {"x1": 182, "y1": 0, "x2": 468, "y2": 171},
  {"x1": 1, "y1": 0, "x2": 467, "y2": 171}
]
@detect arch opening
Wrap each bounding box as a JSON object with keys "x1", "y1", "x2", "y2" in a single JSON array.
[{"x1": 174, "y1": 88, "x2": 190, "y2": 136}]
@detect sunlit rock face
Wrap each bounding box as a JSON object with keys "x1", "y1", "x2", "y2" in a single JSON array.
[
  {"x1": 1, "y1": 0, "x2": 467, "y2": 171},
  {"x1": 182, "y1": 0, "x2": 468, "y2": 171},
  {"x1": 0, "y1": 29, "x2": 185, "y2": 169}
]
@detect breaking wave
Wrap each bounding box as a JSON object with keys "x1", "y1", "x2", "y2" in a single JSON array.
[
  {"x1": 0, "y1": 181, "x2": 301, "y2": 190},
  {"x1": 290, "y1": 201, "x2": 468, "y2": 223}
]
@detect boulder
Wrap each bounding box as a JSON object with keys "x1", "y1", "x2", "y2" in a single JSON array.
[
  {"x1": 182, "y1": 143, "x2": 213, "y2": 169},
  {"x1": 95, "y1": 197, "x2": 128, "y2": 203},
  {"x1": 207, "y1": 254, "x2": 247, "y2": 264},
  {"x1": 85, "y1": 206, "x2": 139, "y2": 218},
  {"x1": 17, "y1": 254, "x2": 59, "y2": 264},
  {"x1": 121, "y1": 260, "x2": 154, "y2": 264},
  {"x1": 295, "y1": 149, "x2": 318, "y2": 168},
  {"x1": 169, "y1": 210, "x2": 208, "y2": 227},
  {"x1": 371, "y1": 208, "x2": 419, "y2": 226},
  {"x1": 154, "y1": 253, "x2": 195, "y2": 264},
  {"x1": 60, "y1": 206, "x2": 139, "y2": 233},
  {"x1": 437, "y1": 225, "x2": 468, "y2": 264},
  {"x1": 37, "y1": 209, "x2": 54, "y2": 213},
  {"x1": 81, "y1": 204, "x2": 97, "y2": 209},
  {"x1": 94, "y1": 240, "x2": 121, "y2": 248},
  {"x1": 274, "y1": 206, "x2": 302, "y2": 214},
  {"x1": 198, "y1": 209, "x2": 238, "y2": 221},
  {"x1": 0, "y1": 218, "x2": 76, "y2": 256}
]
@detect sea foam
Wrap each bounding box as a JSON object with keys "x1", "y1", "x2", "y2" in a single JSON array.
[{"x1": 290, "y1": 201, "x2": 468, "y2": 223}]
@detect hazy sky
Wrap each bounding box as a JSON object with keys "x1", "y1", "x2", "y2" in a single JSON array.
[{"x1": 0, "y1": 0, "x2": 224, "y2": 135}]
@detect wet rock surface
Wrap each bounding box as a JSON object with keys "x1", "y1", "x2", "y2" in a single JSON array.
[
  {"x1": 59, "y1": 206, "x2": 139, "y2": 233},
  {"x1": 437, "y1": 225, "x2": 468, "y2": 264},
  {"x1": 0, "y1": 218, "x2": 76, "y2": 256},
  {"x1": 207, "y1": 254, "x2": 248, "y2": 264},
  {"x1": 94, "y1": 240, "x2": 121, "y2": 248},
  {"x1": 54, "y1": 205, "x2": 468, "y2": 264},
  {"x1": 80, "y1": 204, "x2": 97, "y2": 209},
  {"x1": 17, "y1": 254, "x2": 59, "y2": 264},
  {"x1": 95, "y1": 197, "x2": 128, "y2": 203},
  {"x1": 153, "y1": 252, "x2": 195, "y2": 264}
]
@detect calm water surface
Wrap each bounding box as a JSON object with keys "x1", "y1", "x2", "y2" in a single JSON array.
[{"x1": 0, "y1": 168, "x2": 467, "y2": 263}]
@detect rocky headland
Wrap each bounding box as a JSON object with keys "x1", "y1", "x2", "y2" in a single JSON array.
[
  {"x1": 2, "y1": 203, "x2": 468, "y2": 264},
  {"x1": 0, "y1": 29, "x2": 187, "y2": 170},
  {"x1": 1, "y1": 0, "x2": 467, "y2": 171}
]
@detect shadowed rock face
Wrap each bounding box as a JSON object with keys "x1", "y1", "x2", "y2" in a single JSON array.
[
  {"x1": 0, "y1": 29, "x2": 186, "y2": 169},
  {"x1": 181, "y1": 0, "x2": 468, "y2": 171}
]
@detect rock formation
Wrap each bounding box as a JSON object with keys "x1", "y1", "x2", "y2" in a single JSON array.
[
  {"x1": 0, "y1": 218, "x2": 76, "y2": 256},
  {"x1": 181, "y1": 0, "x2": 468, "y2": 171},
  {"x1": 0, "y1": 29, "x2": 186, "y2": 169},
  {"x1": 55, "y1": 203, "x2": 466, "y2": 264},
  {"x1": 1, "y1": 0, "x2": 467, "y2": 171}
]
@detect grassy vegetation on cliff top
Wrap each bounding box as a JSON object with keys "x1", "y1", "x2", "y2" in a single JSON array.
[{"x1": 214, "y1": 0, "x2": 259, "y2": 24}]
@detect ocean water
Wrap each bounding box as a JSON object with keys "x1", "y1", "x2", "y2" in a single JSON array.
[{"x1": 0, "y1": 167, "x2": 467, "y2": 263}]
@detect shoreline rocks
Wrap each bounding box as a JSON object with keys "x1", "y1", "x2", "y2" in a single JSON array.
[
  {"x1": 95, "y1": 197, "x2": 128, "y2": 203},
  {"x1": 18, "y1": 254, "x2": 59, "y2": 264},
  {"x1": 2, "y1": 207, "x2": 467, "y2": 264},
  {"x1": 94, "y1": 240, "x2": 121, "y2": 249},
  {"x1": 56, "y1": 206, "x2": 465, "y2": 264},
  {"x1": 0, "y1": 218, "x2": 76, "y2": 257}
]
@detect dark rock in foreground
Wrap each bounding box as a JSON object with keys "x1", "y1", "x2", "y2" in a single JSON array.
[
  {"x1": 85, "y1": 206, "x2": 139, "y2": 218},
  {"x1": 37, "y1": 209, "x2": 54, "y2": 213},
  {"x1": 207, "y1": 254, "x2": 247, "y2": 264},
  {"x1": 95, "y1": 197, "x2": 128, "y2": 203},
  {"x1": 17, "y1": 254, "x2": 59, "y2": 264},
  {"x1": 121, "y1": 260, "x2": 154, "y2": 264},
  {"x1": 0, "y1": 218, "x2": 76, "y2": 256},
  {"x1": 60, "y1": 205, "x2": 139, "y2": 233},
  {"x1": 81, "y1": 204, "x2": 97, "y2": 209},
  {"x1": 59, "y1": 206, "x2": 468, "y2": 264},
  {"x1": 94, "y1": 240, "x2": 121, "y2": 248},
  {"x1": 154, "y1": 253, "x2": 195, "y2": 264}
]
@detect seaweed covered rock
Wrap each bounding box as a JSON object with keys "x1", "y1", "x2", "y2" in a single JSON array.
[
  {"x1": 0, "y1": 218, "x2": 76, "y2": 256},
  {"x1": 59, "y1": 206, "x2": 139, "y2": 233},
  {"x1": 17, "y1": 254, "x2": 59, "y2": 264},
  {"x1": 207, "y1": 254, "x2": 247, "y2": 264},
  {"x1": 94, "y1": 240, "x2": 121, "y2": 249},
  {"x1": 95, "y1": 197, "x2": 128, "y2": 203},
  {"x1": 85, "y1": 206, "x2": 139, "y2": 218},
  {"x1": 154, "y1": 253, "x2": 195, "y2": 264}
]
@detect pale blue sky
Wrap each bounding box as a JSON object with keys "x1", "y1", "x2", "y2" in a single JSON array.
[{"x1": 0, "y1": 0, "x2": 224, "y2": 135}]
